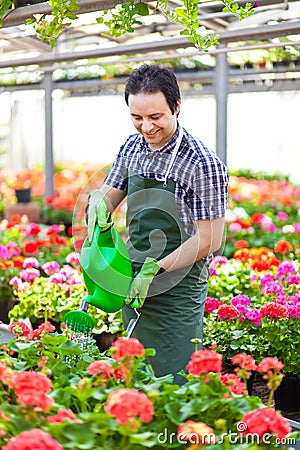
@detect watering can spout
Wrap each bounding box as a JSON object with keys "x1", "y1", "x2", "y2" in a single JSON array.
[{"x1": 64, "y1": 223, "x2": 133, "y2": 333}]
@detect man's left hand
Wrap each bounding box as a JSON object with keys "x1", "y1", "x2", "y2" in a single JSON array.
[{"x1": 125, "y1": 257, "x2": 162, "y2": 309}]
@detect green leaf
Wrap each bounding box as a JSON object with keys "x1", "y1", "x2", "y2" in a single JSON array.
[{"x1": 135, "y1": 2, "x2": 149, "y2": 16}]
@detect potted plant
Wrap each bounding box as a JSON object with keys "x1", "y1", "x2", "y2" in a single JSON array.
[
  {"x1": 0, "y1": 324, "x2": 298, "y2": 449},
  {"x1": 205, "y1": 257, "x2": 300, "y2": 412}
]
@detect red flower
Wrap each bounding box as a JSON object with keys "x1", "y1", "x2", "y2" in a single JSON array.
[
  {"x1": 10, "y1": 371, "x2": 54, "y2": 411},
  {"x1": 217, "y1": 304, "x2": 240, "y2": 319},
  {"x1": 53, "y1": 236, "x2": 68, "y2": 246},
  {"x1": 8, "y1": 214, "x2": 23, "y2": 226},
  {"x1": 219, "y1": 373, "x2": 247, "y2": 395},
  {"x1": 250, "y1": 213, "x2": 266, "y2": 224},
  {"x1": 177, "y1": 420, "x2": 217, "y2": 445},
  {"x1": 46, "y1": 225, "x2": 61, "y2": 236},
  {"x1": 257, "y1": 357, "x2": 284, "y2": 373},
  {"x1": 274, "y1": 240, "x2": 293, "y2": 255},
  {"x1": 48, "y1": 408, "x2": 79, "y2": 423},
  {"x1": 204, "y1": 297, "x2": 223, "y2": 313},
  {"x1": 23, "y1": 240, "x2": 39, "y2": 254},
  {"x1": 186, "y1": 349, "x2": 222, "y2": 376},
  {"x1": 113, "y1": 364, "x2": 130, "y2": 381},
  {"x1": 231, "y1": 353, "x2": 257, "y2": 371},
  {"x1": 25, "y1": 223, "x2": 41, "y2": 236},
  {"x1": 260, "y1": 302, "x2": 288, "y2": 318},
  {"x1": 240, "y1": 408, "x2": 291, "y2": 440},
  {"x1": 8, "y1": 321, "x2": 31, "y2": 337},
  {"x1": 234, "y1": 240, "x2": 249, "y2": 249},
  {"x1": 86, "y1": 361, "x2": 114, "y2": 378},
  {"x1": 11, "y1": 256, "x2": 25, "y2": 268},
  {"x1": 2, "y1": 429, "x2": 64, "y2": 450},
  {"x1": 232, "y1": 218, "x2": 251, "y2": 229},
  {"x1": 111, "y1": 337, "x2": 145, "y2": 361},
  {"x1": 104, "y1": 388, "x2": 154, "y2": 424},
  {"x1": 234, "y1": 247, "x2": 280, "y2": 271}
]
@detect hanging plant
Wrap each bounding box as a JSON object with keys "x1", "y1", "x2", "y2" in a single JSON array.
[
  {"x1": 96, "y1": 0, "x2": 258, "y2": 51},
  {"x1": 0, "y1": 0, "x2": 13, "y2": 25},
  {"x1": 1, "y1": 0, "x2": 257, "y2": 50},
  {"x1": 26, "y1": 0, "x2": 80, "y2": 48}
]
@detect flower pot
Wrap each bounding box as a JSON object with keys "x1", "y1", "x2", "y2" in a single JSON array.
[
  {"x1": 274, "y1": 373, "x2": 300, "y2": 413},
  {"x1": 94, "y1": 332, "x2": 118, "y2": 352},
  {"x1": 0, "y1": 299, "x2": 17, "y2": 324},
  {"x1": 15, "y1": 188, "x2": 31, "y2": 203},
  {"x1": 0, "y1": 322, "x2": 15, "y2": 344}
]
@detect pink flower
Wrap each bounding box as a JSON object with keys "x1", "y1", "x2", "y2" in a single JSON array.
[
  {"x1": 10, "y1": 371, "x2": 54, "y2": 411},
  {"x1": 276, "y1": 212, "x2": 289, "y2": 221},
  {"x1": 288, "y1": 304, "x2": 300, "y2": 318},
  {"x1": 231, "y1": 353, "x2": 257, "y2": 371},
  {"x1": 42, "y1": 261, "x2": 60, "y2": 275},
  {"x1": 25, "y1": 223, "x2": 41, "y2": 236},
  {"x1": 231, "y1": 294, "x2": 251, "y2": 306},
  {"x1": 240, "y1": 408, "x2": 291, "y2": 440},
  {"x1": 0, "y1": 244, "x2": 10, "y2": 259},
  {"x1": 6, "y1": 242, "x2": 21, "y2": 257},
  {"x1": 111, "y1": 337, "x2": 145, "y2": 361},
  {"x1": 178, "y1": 421, "x2": 217, "y2": 445},
  {"x1": 285, "y1": 275, "x2": 300, "y2": 285},
  {"x1": 104, "y1": 388, "x2": 154, "y2": 424},
  {"x1": 2, "y1": 429, "x2": 63, "y2": 450},
  {"x1": 87, "y1": 361, "x2": 115, "y2": 378},
  {"x1": 20, "y1": 268, "x2": 40, "y2": 282},
  {"x1": 23, "y1": 257, "x2": 39, "y2": 269},
  {"x1": 257, "y1": 357, "x2": 284, "y2": 373},
  {"x1": 219, "y1": 373, "x2": 247, "y2": 395},
  {"x1": 8, "y1": 321, "x2": 31, "y2": 337},
  {"x1": 46, "y1": 224, "x2": 61, "y2": 236},
  {"x1": 245, "y1": 308, "x2": 261, "y2": 326},
  {"x1": 29, "y1": 321, "x2": 56, "y2": 339},
  {"x1": 48, "y1": 408, "x2": 79, "y2": 423},
  {"x1": 293, "y1": 222, "x2": 300, "y2": 232},
  {"x1": 0, "y1": 361, "x2": 14, "y2": 383},
  {"x1": 187, "y1": 349, "x2": 222, "y2": 376},
  {"x1": 66, "y1": 252, "x2": 80, "y2": 265},
  {"x1": 229, "y1": 222, "x2": 242, "y2": 232},
  {"x1": 49, "y1": 272, "x2": 66, "y2": 284},
  {"x1": 263, "y1": 280, "x2": 285, "y2": 295}
]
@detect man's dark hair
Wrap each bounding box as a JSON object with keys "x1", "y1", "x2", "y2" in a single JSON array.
[{"x1": 125, "y1": 64, "x2": 181, "y2": 115}]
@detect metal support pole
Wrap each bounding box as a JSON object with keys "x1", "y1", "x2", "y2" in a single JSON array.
[
  {"x1": 215, "y1": 49, "x2": 228, "y2": 163},
  {"x1": 43, "y1": 70, "x2": 54, "y2": 200}
]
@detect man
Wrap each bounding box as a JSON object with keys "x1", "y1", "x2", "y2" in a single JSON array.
[{"x1": 87, "y1": 64, "x2": 228, "y2": 384}]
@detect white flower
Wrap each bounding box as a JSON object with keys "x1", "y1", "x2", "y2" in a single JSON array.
[{"x1": 282, "y1": 224, "x2": 295, "y2": 233}]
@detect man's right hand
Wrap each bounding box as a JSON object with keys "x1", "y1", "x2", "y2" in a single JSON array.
[{"x1": 87, "y1": 190, "x2": 111, "y2": 243}]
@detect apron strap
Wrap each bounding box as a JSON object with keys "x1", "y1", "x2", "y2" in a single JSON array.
[{"x1": 162, "y1": 127, "x2": 184, "y2": 186}]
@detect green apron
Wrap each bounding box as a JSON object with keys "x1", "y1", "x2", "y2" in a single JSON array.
[{"x1": 123, "y1": 135, "x2": 209, "y2": 385}]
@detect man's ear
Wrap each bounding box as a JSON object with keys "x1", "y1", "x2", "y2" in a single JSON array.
[{"x1": 175, "y1": 99, "x2": 181, "y2": 116}]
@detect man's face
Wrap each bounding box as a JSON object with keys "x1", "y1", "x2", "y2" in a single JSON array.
[{"x1": 128, "y1": 92, "x2": 180, "y2": 150}]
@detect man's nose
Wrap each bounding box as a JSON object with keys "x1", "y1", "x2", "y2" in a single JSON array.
[{"x1": 141, "y1": 118, "x2": 154, "y2": 132}]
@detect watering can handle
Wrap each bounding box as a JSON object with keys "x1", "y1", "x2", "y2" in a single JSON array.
[{"x1": 125, "y1": 309, "x2": 141, "y2": 339}]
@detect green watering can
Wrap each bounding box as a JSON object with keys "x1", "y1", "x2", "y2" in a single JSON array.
[{"x1": 64, "y1": 221, "x2": 133, "y2": 333}]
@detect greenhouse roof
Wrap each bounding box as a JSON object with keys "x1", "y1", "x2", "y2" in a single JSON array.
[{"x1": 0, "y1": 0, "x2": 300, "y2": 69}]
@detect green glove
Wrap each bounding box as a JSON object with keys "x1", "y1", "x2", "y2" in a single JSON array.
[
  {"x1": 125, "y1": 257, "x2": 162, "y2": 309},
  {"x1": 87, "y1": 191, "x2": 111, "y2": 243}
]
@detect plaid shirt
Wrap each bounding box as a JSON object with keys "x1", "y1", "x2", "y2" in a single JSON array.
[{"x1": 105, "y1": 124, "x2": 229, "y2": 239}]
